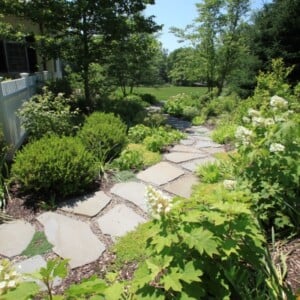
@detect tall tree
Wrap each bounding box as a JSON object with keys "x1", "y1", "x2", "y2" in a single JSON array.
[{"x1": 172, "y1": 0, "x2": 250, "y2": 95}]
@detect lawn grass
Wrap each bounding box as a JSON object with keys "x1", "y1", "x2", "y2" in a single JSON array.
[
  {"x1": 21, "y1": 231, "x2": 53, "y2": 257},
  {"x1": 133, "y1": 85, "x2": 208, "y2": 101}
]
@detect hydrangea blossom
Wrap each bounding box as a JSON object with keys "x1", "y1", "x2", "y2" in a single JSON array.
[
  {"x1": 264, "y1": 118, "x2": 275, "y2": 126},
  {"x1": 270, "y1": 95, "x2": 288, "y2": 110},
  {"x1": 145, "y1": 186, "x2": 173, "y2": 219},
  {"x1": 248, "y1": 108, "x2": 261, "y2": 117},
  {"x1": 0, "y1": 259, "x2": 21, "y2": 295},
  {"x1": 223, "y1": 180, "x2": 237, "y2": 190},
  {"x1": 235, "y1": 126, "x2": 253, "y2": 146},
  {"x1": 269, "y1": 143, "x2": 285, "y2": 153},
  {"x1": 252, "y1": 117, "x2": 265, "y2": 126}
]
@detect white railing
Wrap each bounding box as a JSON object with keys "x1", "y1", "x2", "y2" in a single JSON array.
[{"x1": 0, "y1": 71, "x2": 53, "y2": 150}]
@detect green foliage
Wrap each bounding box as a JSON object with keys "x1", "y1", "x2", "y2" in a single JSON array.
[
  {"x1": 234, "y1": 94, "x2": 300, "y2": 236},
  {"x1": 78, "y1": 112, "x2": 127, "y2": 162},
  {"x1": 113, "y1": 144, "x2": 161, "y2": 171},
  {"x1": 143, "y1": 112, "x2": 167, "y2": 128},
  {"x1": 0, "y1": 127, "x2": 8, "y2": 210},
  {"x1": 18, "y1": 87, "x2": 79, "y2": 140},
  {"x1": 164, "y1": 93, "x2": 201, "y2": 120},
  {"x1": 211, "y1": 122, "x2": 237, "y2": 144},
  {"x1": 127, "y1": 192, "x2": 291, "y2": 299},
  {"x1": 196, "y1": 162, "x2": 223, "y2": 183},
  {"x1": 21, "y1": 231, "x2": 53, "y2": 257},
  {"x1": 46, "y1": 78, "x2": 73, "y2": 98},
  {"x1": 112, "y1": 170, "x2": 136, "y2": 183},
  {"x1": 11, "y1": 135, "x2": 98, "y2": 201},
  {"x1": 128, "y1": 124, "x2": 153, "y2": 143},
  {"x1": 192, "y1": 115, "x2": 206, "y2": 125},
  {"x1": 138, "y1": 93, "x2": 158, "y2": 105},
  {"x1": 111, "y1": 222, "x2": 154, "y2": 271}
]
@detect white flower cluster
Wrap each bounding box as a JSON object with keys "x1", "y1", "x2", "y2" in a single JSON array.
[
  {"x1": 0, "y1": 259, "x2": 20, "y2": 295},
  {"x1": 146, "y1": 186, "x2": 173, "y2": 219},
  {"x1": 223, "y1": 180, "x2": 237, "y2": 190},
  {"x1": 248, "y1": 108, "x2": 261, "y2": 118},
  {"x1": 269, "y1": 143, "x2": 285, "y2": 153},
  {"x1": 270, "y1": 95, "x2": 288, "y2": 110},
  {"x1": 235, "y1": 126, "x2": 253, "y2": 146}
]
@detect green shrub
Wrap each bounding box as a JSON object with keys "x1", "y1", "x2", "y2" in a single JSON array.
[
  {"x1": 182, "y1": 105, "x2": 199, "y2": 120},
  {"x1": 196, "y1": 162, "x2": 223, "y2": 183},
  {"x1": 78, "y1": 112, "x2": 127, "y2": 161},
  {"x1": 138, "y1": 93, "x2": 158, "y2": 105},
  {"x1": 11, "y1": 135, "x2": 98, "y2": 200},
  {"x1": 128, "y1": 124, "x2": 153, "y2": 143},
  {"x1": 18, "y1": 87, "x2": 79, "y2": 140},
  {"x1": 126, "y1": 189, "x2": 290, "y2": 299},
  {"x1": 46, "y1": 78, "x2": 73, "y2": 98},
  {"x1": 127, "y1": 144, "x2": 161, "y2": 167},
  {"x1": 234, "y1": 95, "x2": 300, "y2": 237},
  {"x1": 112, "y1": 148, "x2": 144, "y2": 171},
  {"x1": 143, "y1": 113, "x2": 166, "y2": 127},
  {"x1": 143, "y1": 134, "x2": 166, "y2": 152}
]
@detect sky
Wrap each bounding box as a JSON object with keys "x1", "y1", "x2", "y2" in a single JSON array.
[{"x1": 145, "y1": 0, "x2": 272, "y2": 53}]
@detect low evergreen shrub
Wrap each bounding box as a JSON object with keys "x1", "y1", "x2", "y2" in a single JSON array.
[
  {"x1": 11, "y1": 135, "x2": 98, "y2": 200},
  {"x1": 78, "y1": 112, "x2": 127, "y2": 161}
]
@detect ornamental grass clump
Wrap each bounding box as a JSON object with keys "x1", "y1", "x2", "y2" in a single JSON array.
[{"x1": 234, "y1": 95, "x2": 300, "y2": 236}]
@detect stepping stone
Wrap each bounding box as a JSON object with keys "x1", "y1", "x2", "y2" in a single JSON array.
[
  {"x1": 15, "y1": 255, "x2": 61, "y2": 290},
  {"x1": 60, "y1": 191, "x2": 111, "y2": 217},
  {"x1": 195, "y1": 140, "x2": 223, "y2": 148},
  {"x1": 187, "y1": 126, "x2": 211, "y2": 135},
  {"x1": 163, "y1": 174, "x2": 199, "y2": 198},
  {"x1": 0, "y1": 220, "x2": 35, "y2": 257},
  {"x1": 111, "y1": 181, "x2": 148, "y2": 211},
  {"x1": 37, "y1": 212, "x2": 105, "y2": 269},
  {"x1": 97, "y1": 204, "x2": 146, "y2": 239},
  {"x1": 180, "y1": 139, "x2": 195, "y2": 146},
  {"x1": 170, "y1": 144, "x2": 206, "y2": 154},
  {"x1": 181, "y1": 157, "x2": 216, "y2": 172},
  {"x1": 202, "y1": 147, "x2": 225, "y2": 154},
  {"x1": 164, "y1": 152, "x2": 207, "y2": 163},
  {"x1": 137, "y1": 162, "x2": 184, "y2": 186}
]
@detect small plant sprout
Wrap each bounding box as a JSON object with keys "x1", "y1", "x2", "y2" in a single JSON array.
[{"x1": 145, "y1": 186, "x2": 173, "y2": 219}]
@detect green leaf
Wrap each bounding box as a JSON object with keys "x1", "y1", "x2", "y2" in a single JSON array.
[
  {"x1": 181, "y1": 261, "x2": 202, "y2": 284},
  {"x1": 183, "y1": 228, "x2": 219, "y2": 257},
  {"x1": 2, "y1": 282, "x2": 39, "y2": 300},
  {"x1": 162, "y1": 268, "x2": 183, "y2": 292},
  {"x1": 146, "y1": 256, "x2": 173, "y2": 279},
  {"x1": 103, "y1": 282, "x2": 124, "y2": 299}
]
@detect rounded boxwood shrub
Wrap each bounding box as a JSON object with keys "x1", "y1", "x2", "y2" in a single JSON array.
[
  {"x1": 11, "y1": 135, "x2": 98, "y2": 199},
  {"x1": 78, "y1": 112, "x2": 127, "y2": 161}
]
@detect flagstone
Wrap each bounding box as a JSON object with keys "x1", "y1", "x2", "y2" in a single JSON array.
[
  {"x1": 181, "y1": 157, "x2": 217, "y2": 172},
  {"x1": 180, "y1": 139, "x2": 195, "y2": 146},
  {"x1": 15, "y1": 255, "x2": 61, "y2": 289},
  {"x1": 170, "y1": 144, "x2": 207, "y2": 154},
  {"x1": 97, "y1": 204, "x2": 146, "y2": 238},
  {"x1": 164, "y1": 152, "x2": 207, "y2": 163},
  {"x1": 195, "y1": 140, "x2": 223, "y2": 148},
  {"x1": 60, "y1": 191, "x2": 111, "y2": 217},
  {"x1": 137, "y1": 162, "x2": 184, "y2": 186},
  {"x1": 0, "y1": 220, "x2": 35, "y2": 257},
  {"x1": 37, "y1": 212, "x2": 105, "y2": 269},
  {"x1": 163, "y1": 174, "x2": 199, "y2": 198},
  {"x1": 111, "y1": 181, "x2": 148, "y2": 211}
]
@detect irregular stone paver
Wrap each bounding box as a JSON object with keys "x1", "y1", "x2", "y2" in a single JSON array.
[
  {"x1": 37, "y1": 212, "x2": 105, "y2": 269},
  {"x1": 97, "y1": 204, "x2": 146, "y2": 238},
  {"x1": 170, "y1": 144, "x2": 207, "y2": 154},
  {"x1": 188, "y1": 126, "x2": 211, "y2": 135},
  {"x1": 165, "y1": 152, "x2": 207, "y2": 163},
  {"x1": 202, "y1": 147, "x2": 225, "y2": 154},
  {"x1": 137, "y1": 162, "x2": 184, "y2": 186},
  {"x1": 15, "y1": 255, "x2": 61, "y2": 290},
  {"x1": 163, "y1": 174, "x2": 199, "y2": 198},
  {"x1": 180, "y1": 139, "x2": 195, "y2": 146},
  {"x1": 0, "y1": 220, "x2": 35, "y2": 257},
  {"x1": 181, "y1": 157, "x2": 216, "y2": 172},
  {"x1": 111, "y1": 181, "x2": 148, "y2": 211},
  {"x1": 60, "y1": 191, "x2": 111, "y2": 217},
  {"x1": 195, "y1": 140, "x2": 223, "y2": 148}
]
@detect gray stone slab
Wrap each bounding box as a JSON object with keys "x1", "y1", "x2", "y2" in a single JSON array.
[
  {"x1": 60, "y1": 191, "x2": 111, "y2": 217},
  {"x1": 164, "y1": 152, "x2": 207, "y2": 163},
  {"x1": 181, "y1": 157, "x2": 216, "y2": 172},
  {"x1": 170, "y1": 144, "x2": 206, "y2": 154},
  {"x1": 97, "y1": 204, "x2": 146, "y2": 238},
  {"x1": 37, "y1": 212, "x2": 105, "y2": 269},
  {"x1": 15, "y1": 255, "x2": 61, "y2": 290},
  {"x1": 187, "y1": 126, "x2": 211, "y2": 135},
  {"x1": 137, "y1": 162, "x2": 184, "y2": 186},
  {"x1": 195, "y1": 140, "x2": 223, "y2": 148},
  {"x1": 202, "y1": 147, "x2": 225, "y2": 154},
  {"x1": 180, "y1": 139, "x2": 195, "y2": 146},
  {"x1": 111, "y1": 181, "x2": 147, "y2": 211},
  {"x1": 0, "y1": 220, "x2": 35, "y2": 257},
  {"x1": 163, "y1": 174, "x2": 199, "y2": 198}
]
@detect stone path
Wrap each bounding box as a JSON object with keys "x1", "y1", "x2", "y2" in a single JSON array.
[{"x1": 0, "y1": 117, "x2": 225, "y2": 272}]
